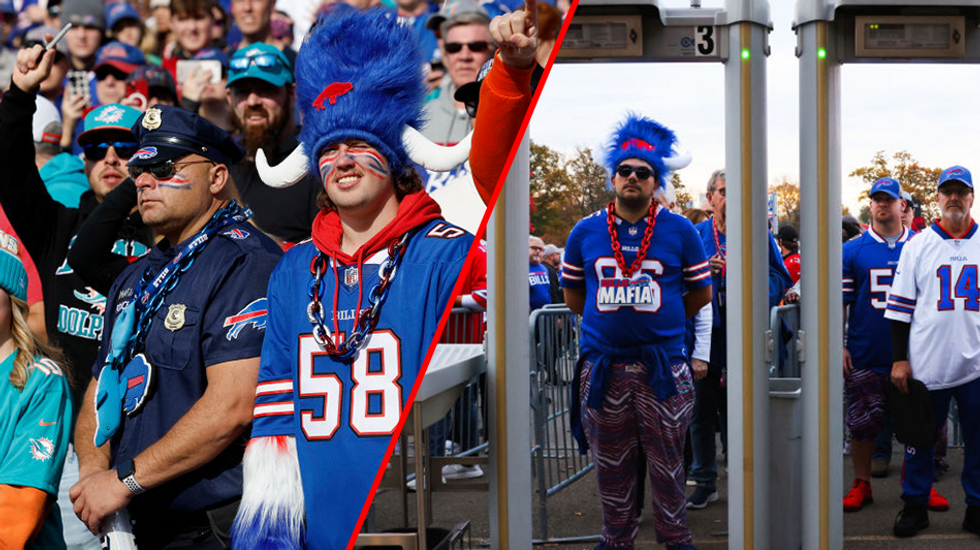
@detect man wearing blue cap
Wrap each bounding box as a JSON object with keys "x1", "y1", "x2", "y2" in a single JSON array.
[
  {"x1": 841, "y1": 177, "x2": 918, "y2": 512},
  {"x1": 226, "y1": 42, "x2": 320, "y2": 243},
  {"x1": 887, "y1": 165, "x2": 980, "y2": 538},
  {"x1": 71, "y1": 104, "x2": 282, "y2": 547}
]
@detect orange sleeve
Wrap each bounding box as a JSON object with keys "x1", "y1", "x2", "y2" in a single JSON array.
[
  {"x1": 470, "y1": 53, "x2": 535, "y2": 205},
  {"x1": 0, "y1": 485, "x2": 52, "y2": 550}
]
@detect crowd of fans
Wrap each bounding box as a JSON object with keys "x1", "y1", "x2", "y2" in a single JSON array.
[{"x1": 0, "y1": 0, "x2": 564, "y2": 546}]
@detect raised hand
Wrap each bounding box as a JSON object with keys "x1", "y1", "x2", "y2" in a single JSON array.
[
  {"x1": 13, "y1": 42, "x2": 56, "y2": 93},
  {"x1": 489, "y1": 0, "x2": 539, "y2": 69}
]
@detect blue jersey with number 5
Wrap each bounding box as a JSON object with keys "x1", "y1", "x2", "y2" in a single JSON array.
[
  {"x1": 250, "y1": 219, "x2": 471, "y2": 550},
  {"x1": 843, "y1": 226, "x2": 911, "y2": 373}
]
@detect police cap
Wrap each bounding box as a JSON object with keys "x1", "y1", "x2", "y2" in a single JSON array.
[{"x1": 128, "y1": 105, "x2": 245, "y2": 168}]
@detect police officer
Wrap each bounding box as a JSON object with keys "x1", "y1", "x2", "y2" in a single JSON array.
[{"x1": 70, "y1": 105, "x2": 282, "y2": 548}]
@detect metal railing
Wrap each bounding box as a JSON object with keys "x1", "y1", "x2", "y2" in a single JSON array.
[
  {"x1": 529, "y1": 306, "x2": 597, "y2": 543},
  {"x1": 770, "y1": 303, "x2": 802, "y2": 378},
  {"x1": 433, "y1": 309, "x2": 487, "y2": 460}
]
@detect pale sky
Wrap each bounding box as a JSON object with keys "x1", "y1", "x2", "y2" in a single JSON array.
[{"x1": 530, "y1": 0, "x2": 980, "y2": 217}]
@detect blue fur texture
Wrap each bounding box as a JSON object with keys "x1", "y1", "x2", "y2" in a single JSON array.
[
  {"x1": 604, "y1": 113, "x2": 678, "y2": 190},
  {"x1": 230, "y1": 507, "x2": 306, "y2": 550},
  {"x1": 296, "y1": 8, "x2": 427, "y2": 178}
]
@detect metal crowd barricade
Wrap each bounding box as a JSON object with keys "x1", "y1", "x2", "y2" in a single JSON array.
[
  {"x1": 437, "y1": 308, "x2": 488, "y2": 459},
  {"x1": 529, "y1": 306, "x2": 598, "y2": 543},
  {"x1": 769, "y1": 303, "x2": 802, "y2": 378}
]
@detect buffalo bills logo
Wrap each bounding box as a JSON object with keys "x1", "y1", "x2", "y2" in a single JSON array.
[
  {"x1": 620, "y1": 138, "x2": 655, "y2": 151},
  {"x1": 134, "y1": 147, "x2": 158, "y2": 160},
  {"x1": 947, "y1": 169, "x2": 965, "y2": 177},
  {"x1": 313, "y1": 82, "x2": 353, "y2": 109},
  {"x1": 223, "y1": 228, "x2": 249, "y2": 240},
  {"x1": 223, "y1": 298, "x2": 268, "y2": 341}
]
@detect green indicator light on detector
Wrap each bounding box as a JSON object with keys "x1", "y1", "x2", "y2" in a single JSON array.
[
  {"x1": 741, "y1": 49, "x2": 750, "y2": 59},
  {"x1": 817, "y1": 48, "x2": 827, "y2": 59}
]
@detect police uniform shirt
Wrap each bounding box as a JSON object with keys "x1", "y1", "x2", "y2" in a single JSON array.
[
  {"x1": 561, "y1": 205, "x2": 711, "y2": 360},
  {"x1": 843, "y1": 226, "x2": 911, "y2": 374},
  {"x1": 93, "y1": 221, "x2": 282, "y2": 514},
  {"x1": 250, "y1": 219, "x2": 472, "y2": 550},
  {"x1": 885, "y1": 221, "x2": 980, "y2": 390}
]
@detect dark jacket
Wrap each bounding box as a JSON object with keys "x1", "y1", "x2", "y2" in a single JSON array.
[
  {"x1": 0, "y1": 84, "x2": 153, "y2": 407},
  {"x1": 230, "y1": 129, "x2": 320, "y2": 244}
]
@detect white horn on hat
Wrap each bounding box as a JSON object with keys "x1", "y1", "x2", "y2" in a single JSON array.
[
  {"x1": 257, "y1": 146, "x2": 310, "y2": 189},
  {"x1": 258, "y1": 124, "x2": 474, "y2": 188},
  {"x1": 403, "y1": 126, "x2": 471, "y2": 172},
  {"x1": 663, "y1": 149, "x2": 693, "y2": 171}
]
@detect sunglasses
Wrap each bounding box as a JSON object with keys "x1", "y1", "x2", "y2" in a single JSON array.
[
  {"x1": 445, "y1": 41, "x2": 490, "y2": 54},
  {"x1": 939, "y1": 186, "x2": 973, "y2": 197},
  {"x1": 128, "y1": 159, "x2": 215, "y2": 180},
  {"x1": 616, "y1": 165, "x2": 654, "y2": 180},
  {"x1": 229, "y1": 53, "x2": 281, "y2": 71},
  {"x1": 82, "y1": 141, "x2": 140, "y2": 161}
]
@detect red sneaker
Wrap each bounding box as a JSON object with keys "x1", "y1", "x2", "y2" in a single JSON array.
[
  {"x1": 928, "y1": 486, "x2": 949, "y2": 512},
  {"x1": 843, "y1": 479, "x2": 873, "y2": 512}
]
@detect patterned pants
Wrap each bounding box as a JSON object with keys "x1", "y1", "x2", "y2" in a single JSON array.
[
  {"x1": 580, "y1": 359, "x2": 695, "y2": 549},
  {"x1": 845, "y1": 369, "x2": 889, "y2": 441}
]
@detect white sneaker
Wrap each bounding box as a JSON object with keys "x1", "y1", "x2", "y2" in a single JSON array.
[
  {"x1": 406, "y1": 474, "x2": 447, "y2": 491},
  {"x1": 442, "y1": 464, "x2": 484, "y2": 480}
]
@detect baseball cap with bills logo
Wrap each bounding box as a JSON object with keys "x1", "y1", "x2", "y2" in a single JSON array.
[
  {"x1": 77, "y1": 103, "x2": 141, "y2": 146},
  {"x1": 938, "y1": 165, "x2": 973, "y2": 189},
  {"x1": 0, "y1": 229, "x2": 28, "y2": 302},
  {"x1": 869, "y1": 177, "x2": 902, "y2": 200},
  {"x1": 94, "y1": 41, "x2": 146, "y2": 75}
]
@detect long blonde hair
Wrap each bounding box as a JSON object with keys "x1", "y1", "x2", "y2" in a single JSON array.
[{"x1": 8, "y1": 295, "x2": 68, "y2": 392}]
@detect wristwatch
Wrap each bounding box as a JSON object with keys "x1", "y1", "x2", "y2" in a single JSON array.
[{"x1": 116, "y1": 458, "x2": 146, "y2": 496}]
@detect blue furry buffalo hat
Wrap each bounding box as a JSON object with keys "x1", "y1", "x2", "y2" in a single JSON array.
[
  {"x1": 604, "y1": 113, "x2": 691, "y2": 190},
  {"x1": 296, "y1": 8, "x2": 427, "y2": 178}
]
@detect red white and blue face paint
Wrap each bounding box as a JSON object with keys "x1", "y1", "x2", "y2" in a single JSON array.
[
  {"x1": 157, "y1": 172, "x2": 195, "y2": 191},
  {"x1": 318, "y1": 143, "x2": 389, "y2": 186}
]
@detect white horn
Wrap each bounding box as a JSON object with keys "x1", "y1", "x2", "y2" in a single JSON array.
[
  {"x1": 257, "y1": 146, "x2": 310, "y2": 188},
  {"x1": 663, "y1": 149, "x2": 693, "y2": 172},
  {"x1": 402, "y1": 126, "x2": 472, "y2": 172}
]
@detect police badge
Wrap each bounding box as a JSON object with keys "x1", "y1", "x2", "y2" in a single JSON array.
[
  {"x1": 165, "y1": 304, "x2": 187, "y2": 331},
  {"x1": 143, "y1": 107, "x2": 163, "y2": 130}
]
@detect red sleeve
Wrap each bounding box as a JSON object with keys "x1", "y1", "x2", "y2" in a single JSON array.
[
  {"x1": 466, "y1": 242, "x2": 487, "y2": 310},
  {"x1": 785, "y1": 254, "x2": 801, "y2": 285},
  {"x1": 470, "y1": 53, "x2": 535, "y2": 205}
]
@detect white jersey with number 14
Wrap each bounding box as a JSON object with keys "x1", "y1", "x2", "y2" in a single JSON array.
[{"x1": 885, "y1": 222, "x2": 980, "y2": 390}]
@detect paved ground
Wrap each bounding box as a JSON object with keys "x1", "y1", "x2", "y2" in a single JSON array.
[{"x1": 368, "y1": 444, "x2": 979, "y2": 549}]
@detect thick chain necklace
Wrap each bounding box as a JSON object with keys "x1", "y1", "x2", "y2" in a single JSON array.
[
  {"x1": 606, "y1": 201, "x2": 656, "y2": 279},
  {"x1": 132, "y1": 201, "x2": 250, "y2": 353},
  {"x1": 306, "y1": 232, "x2": 410, "y2": 361},
  {"x1": 711, "y1": 216, "x2": 726, "y2": 277}
]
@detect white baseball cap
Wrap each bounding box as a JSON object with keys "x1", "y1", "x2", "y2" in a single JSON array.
[{"x1": 33, "y1": 96, "x2": 62, "y2": 145}]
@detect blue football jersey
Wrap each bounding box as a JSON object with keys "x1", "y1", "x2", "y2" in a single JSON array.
[
  {"x1": 528, "y1": 263, "x2": 552, "y2": 310},
  {"x1": 560, "y1": 206, "x2": 710, "y2": 360},
  {"x1": 250, "y1": 219, "x2": 472, "y2": 550},
  {"x1": 843, "y1": 226, "x2": 911, "y2": 373}
]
